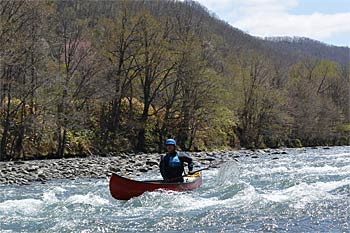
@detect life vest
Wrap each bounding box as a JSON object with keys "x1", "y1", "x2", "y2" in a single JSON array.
[{"x1": 168, "y1": 153, "x2": 181, "y2": 168}]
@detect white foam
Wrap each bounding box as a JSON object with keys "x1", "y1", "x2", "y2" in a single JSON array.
[
  {"x1": 43, "y1": 191, "x2": 59, "y2": 204},
  {"x1": 0, "y1": 190, "x2": 61, "y2": 216},
  {"x1": 170, "y1": 182, "x2": 259, "y2": 211},
  {"x1": 125, "y1": 186, "x2": 233, "y2": 213},
  {"x1": 52, "y1": 187, "x2": 67, "y2": 193},
  {"x1": 0, "y1": 198, "x2": 43, "y2": 215},
  {"x1": 243, "y1": 164, "x2": 350, "y2": 177},
  {"x1": 65, "y1": 193, "x2": 109, "y2": 206},
  {"x1": 261, "y1": 166, "x2": 290, "y2": 174},
  {"x1": 297, "y1": 165, "x2": 350, "y2": 176},
  {"x1": 262, "y1": 179, "x2": 350, "y2": 208},
  {"x1": 299, "y1": 165, "x2": 340, "y2": 173},
  {"x1": 319, "y1": 152, "x2": 350, "y2": 158},
  {"x1": 174, "y1": 194, "x2": 222, "y2": 211}
]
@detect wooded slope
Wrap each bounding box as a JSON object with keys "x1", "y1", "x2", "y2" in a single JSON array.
[{"x1": 0, "y1": 0, "x2": 349, "y2": 160}]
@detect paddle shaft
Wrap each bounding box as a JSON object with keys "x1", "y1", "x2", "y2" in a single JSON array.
[
  {"x1": 188, "y1": 166, "x2": 211, "y2": 175},
  {"x1": 167, "y1": 161, "x2": 226, "y2": 182},
  {"x1": 189, "y1": 160, "x2": 228, "y2": 174},
  {"x1": 186, "y1": 162, "x2": 226, "y2": 175}
]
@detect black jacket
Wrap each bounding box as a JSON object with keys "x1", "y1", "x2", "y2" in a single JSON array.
[{"x1": 159, "y1": 151, "x2": 194, "y2": 182}]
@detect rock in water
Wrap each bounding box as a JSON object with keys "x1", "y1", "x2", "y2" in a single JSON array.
[
  {"x1": 146, "y1": 160, "x2": 158, "y2": 166},
  {"x1": 138, "y1": 167, "x2": 148, "y2": 173}
]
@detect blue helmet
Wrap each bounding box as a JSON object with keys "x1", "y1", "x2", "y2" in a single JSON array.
[{"x1": 165, "y1": 139, "x2": 176, "y2": 146}]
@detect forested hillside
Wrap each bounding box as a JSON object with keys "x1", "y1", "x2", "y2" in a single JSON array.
[
  {"x1": 0, "y1": 0, "x2": 349, "y2": 160},
  {"x1": 264, "y1": 37, "x2": 349, "y2": 65}
]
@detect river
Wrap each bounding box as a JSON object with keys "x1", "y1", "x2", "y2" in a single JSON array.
[{"x1": 1, "y1": 146, "x2": 349, "y2": 232}]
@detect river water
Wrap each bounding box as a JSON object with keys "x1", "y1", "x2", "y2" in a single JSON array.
[{"x1": 1, "y1": 147, "x2": 349, "y2": 232}]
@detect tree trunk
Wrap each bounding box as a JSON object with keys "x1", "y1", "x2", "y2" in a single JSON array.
[
  {"x1": 136, "y1": 102, "x2": 150, "y2": 152},
  {"x1": 178, "y1": 88, "x2": 191, "y2": 151},
  {"x1": 0, "y1": 84, "x2": 11, "y2": 161}
]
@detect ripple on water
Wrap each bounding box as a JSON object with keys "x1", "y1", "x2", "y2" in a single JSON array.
[{"x1": 0, "y1": 146, "x2": 349, "y2": 232}]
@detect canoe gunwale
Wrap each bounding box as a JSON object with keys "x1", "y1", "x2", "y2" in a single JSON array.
[
  {"x1": 109, "y1": 172, "x2": 202, "y2": 200},
  {"x1": 114, "y1": 173, "x2": 200, "y2": 185}
]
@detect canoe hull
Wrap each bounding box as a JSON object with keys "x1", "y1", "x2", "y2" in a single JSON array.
[{"x1": 109, "y1": 173, "x2": 202, "y2": 200}]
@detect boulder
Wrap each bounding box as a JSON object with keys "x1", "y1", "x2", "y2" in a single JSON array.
[
  {"x1": 38, "y1": 173, "x2": 47, "y2": 179},
  {"x1": 14, "y1": 161, "x2": 25, "y2": 165},
  {"x1": 138, "y1": 167, "x2": 148, "y2": 173},
  {"x1": 27, "y1": 166, "x2": 39, "y2": 172},
  {"x1": 126, "y1": 168, "x2": 133, "y2": 172},
  {"x1": 110, "y1": 167, "x2": 121, "y2": 172},
  {"x1": 146, "y1": 160, "x2": 158, "y2": 166}
]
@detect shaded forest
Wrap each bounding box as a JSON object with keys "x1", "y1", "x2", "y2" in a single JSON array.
[{"x1": 0, "y1": 0, "x2": 349, "y2": 161}]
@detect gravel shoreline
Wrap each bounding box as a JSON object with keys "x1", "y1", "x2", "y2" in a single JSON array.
[{"x1": 0, "y1": 149, "x2": 289, "y2": 185}]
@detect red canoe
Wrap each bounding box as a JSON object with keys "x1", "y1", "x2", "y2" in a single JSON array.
[{"x1": 109, "y1": 172, "x2": 202, "y2": 200}]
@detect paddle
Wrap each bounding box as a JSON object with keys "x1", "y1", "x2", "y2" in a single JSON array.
[
  {"x1": 188, "y1": 160, "x2": 227, "y2": 174},
  {"x1": 166, "y1": 160, "x2": 227, "y2": 182},
  {"x1": 188, "y1": 166, "x2": 214, "y2": 175}
]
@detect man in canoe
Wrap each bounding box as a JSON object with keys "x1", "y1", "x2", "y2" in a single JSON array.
[{"x1": 159, "y1": 139, "x2": 194, "y2": 182}]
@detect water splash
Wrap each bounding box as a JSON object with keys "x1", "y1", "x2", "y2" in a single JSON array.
[
  {"x1": 0, "y1": 146, "x2": 350, "y2": 232},
  {"x1": 65, "y1": 193, "x2": 110, "y2": 206},
  {"x1": 215, "y1": 161, "x2": 240, "y2": 185}
]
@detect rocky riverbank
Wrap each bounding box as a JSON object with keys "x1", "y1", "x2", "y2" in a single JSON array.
[{"x1": 0, "y1": 148, "x2": 292, "y2": 185}]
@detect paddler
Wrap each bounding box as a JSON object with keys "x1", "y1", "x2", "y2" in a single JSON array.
[{"x1": 159, "y1": 139, "x2": 194, "y2": 182}]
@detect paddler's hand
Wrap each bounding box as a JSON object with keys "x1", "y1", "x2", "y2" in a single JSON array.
[{"x1": 188, "y1": 163, "x2": 194, "y2": 172}]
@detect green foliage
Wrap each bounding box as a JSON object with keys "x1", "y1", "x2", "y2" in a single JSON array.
[
  {"x1": 65, "y1": 130, "x2": 94, "y2": 155},
  {"x1": 0, "y1": 0, "x2": 349, "y2": 160},
  {"x1": 337, "y1": 124, "x2": 350, "y2": 132},
  {"x1": 287, "y1": 139, "x2": 303, "y2": 148},
  {"x1": 195, "y1": 106, "x2": 237, "y2": 149}
]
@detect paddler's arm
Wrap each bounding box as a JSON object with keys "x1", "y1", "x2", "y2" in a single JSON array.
[
  {"x1": 159, "y1": 155, "x2": 168, "y2": 180},
  {"x1": 179, "y1": 153, "x2": 194, "y2": 172}
]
